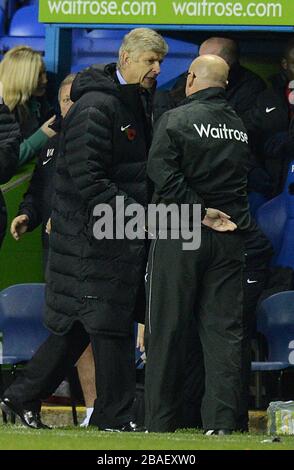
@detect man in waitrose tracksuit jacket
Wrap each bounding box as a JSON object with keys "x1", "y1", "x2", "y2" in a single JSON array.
[{"x1": 144, "y1": 55, "x2": 251, "y2": 435}]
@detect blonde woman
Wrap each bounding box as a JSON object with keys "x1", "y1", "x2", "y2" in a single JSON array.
[{"x1": 0, "y1": 45, "x2": 55, "y2": 166}]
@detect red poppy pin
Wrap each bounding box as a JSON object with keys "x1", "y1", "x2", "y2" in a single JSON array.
[{"x1": 127, "y1": 128, "x2": 136, "y2": 141}]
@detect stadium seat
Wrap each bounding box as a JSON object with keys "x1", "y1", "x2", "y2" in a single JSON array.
[
  {"x1": 0, "y1": 7, "x2": 5, "y2": 36},
  {"x1": 0, "y1": 283, "x2": 49, "y2": 364},
  {"x1": 9, "y1": 5, "x2": 45, "y2": 37},
  {"x1": 251, "y1": 291, "x2": 294, "y2": 408},
  {"x1": 248, "y1": 191, "x2": 268, "y2": 218},
  {"x1": 0, "y1": 283, "x2": 77, "y2": 425},
  {"x1": 256, "y1": 160, "x2": 294, "y2": 269}
]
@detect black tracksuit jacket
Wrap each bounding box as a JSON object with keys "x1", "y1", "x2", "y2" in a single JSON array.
[
  {"x1": 154, "y1": 62, "x2": 265, "y2": 120},
  {"x1": 148, "y1": 87, "x2": 251, "y2": 231},
  {"x1": 17, "y1": 134, "x2": 59, "y2": 251},
  {"x1": 242, "y1": 71, "x2": 294, "y2": 194}
]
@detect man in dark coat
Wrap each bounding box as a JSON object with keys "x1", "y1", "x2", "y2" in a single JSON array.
[
  {"x1": 9, "y1": 73, "x2": 97, "y2": 427},
  {"x1": 144, "y1": 54, "x2": 251, "y2": 434},
  {"x1": 0, "y1": 28, "x2": 168, "y2": 431},
  {"x1": 153, "y1": 37, "x2": 270, "y2": 197},
  {"x1": 0, "y1": 81, "x2": 21, "y2": 248},
  {"x1": 153, "y1": 36, "x2": 266, "y2": 120},
  {"x1": 242, "y1": 38, "x2": 294, "y2": 195},
  {"x1": 141, "y1": 38, "x2": 272, "y2": 433}
]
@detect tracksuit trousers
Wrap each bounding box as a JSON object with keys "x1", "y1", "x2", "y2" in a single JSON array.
[{"x1": 145, "y1": 227, "x2": 245, "y2": 432}]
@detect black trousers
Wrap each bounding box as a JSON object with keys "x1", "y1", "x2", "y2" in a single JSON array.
[
  {"x1": 4, "y1": 321, "x2": 136, "y2": 428},
  {"x1": 144, "y1": 228, "x2": 244, "y2": 432},
  {"x1": 237, "y1": 265, "x2": 268, "y2": 430},
  {"x1": 181, "y1": 265, "x2": 268, "y2": 431}
]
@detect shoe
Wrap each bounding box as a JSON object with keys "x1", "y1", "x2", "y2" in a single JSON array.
[
  {"x1": 0, "y1": 397, "x2": 51, "y2": 429},
  {"x1": 205, "y1": 429, "x2": 232, "y2": 436},
  {"x1": 80, "y1": 407, "x2": 94, "y2": 428},
  {"x1": 100, "y1": 421, "x2": 146, "y2": 432}
]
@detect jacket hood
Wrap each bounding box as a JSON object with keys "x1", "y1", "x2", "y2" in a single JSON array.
[{"x1": 71, "y1": 63, "x2": 120, "y2": 102}]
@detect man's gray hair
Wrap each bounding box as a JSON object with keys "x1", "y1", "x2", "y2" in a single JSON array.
[
  {"x1": 58, "y1": 73, "x2": 76, "y2": 101},
  {"x1": 118, "y1": 28, "x2": 168, "y2": 67}
]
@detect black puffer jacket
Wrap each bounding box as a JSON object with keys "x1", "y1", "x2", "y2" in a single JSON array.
[
  {"x1": 0, "y1": 104, "x2": 21, "y2": 248},
  {"x1": 45, "y1": 64, "x2": 151, "y2": 335}
]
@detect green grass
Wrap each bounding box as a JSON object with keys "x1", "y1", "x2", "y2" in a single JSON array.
[{"x1": 0, "y1": 426, "x2": 293, "y2": 450}]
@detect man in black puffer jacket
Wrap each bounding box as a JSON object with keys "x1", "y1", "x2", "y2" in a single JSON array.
[
  {"x1": 0, "y1": 84, "x2": 21, "y2": 248},
  {"x1": 0, "y1": 28, "x2": 168, "y2": 431}
]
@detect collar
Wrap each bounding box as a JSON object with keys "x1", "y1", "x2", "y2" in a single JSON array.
[
  {"x1": 116, "y1": 69, "x2": 127, "y2": 85},
  {"x1": 187, "y1": 87, "x2": 227, "y2": 103},
  {"x1": 227, "y1": 62, "x2": 242, "y2": 88}
]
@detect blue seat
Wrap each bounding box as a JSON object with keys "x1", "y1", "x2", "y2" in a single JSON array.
[
  {"x1": 256, "y1": 160, "x2": 294, "y2": 269},
  {"x1": 0, "y1": 283, "x2": 77, "y2": 425},
  {"x1": 9, "y1": 5, "x2": 45, "y2": 37},
  {"x1": 248, "y1": 191, "x2": 268, "y2": 218},
  {"x1": 0, "y1": 283, "x2": 49, "y2": 365},
  {"x1": 251, "y1": 291, "x2": 294, "y2": 408},
  {"x1": 0, "y1": 7, "x2": 5, "y2": 36},
  {"x1": 0, "y1": 36, "x2": 45, "y2": 61}
]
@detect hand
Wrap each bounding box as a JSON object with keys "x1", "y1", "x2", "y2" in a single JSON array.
[
  {"x1": 41, "y1": 115, "x2": 57, "y2": 138},
  {"x1": 45, "y1": 218, "x2": 51, "y2": 235},
  {"x1": 202, "y1": 208, "x2": 237, "y2": 232},
  {"x1": 10, "y1": 214, "x2": 29, "y2": 240},
  {"x1": 136, "y1": 323, "x2": 145, "y2": 353}
]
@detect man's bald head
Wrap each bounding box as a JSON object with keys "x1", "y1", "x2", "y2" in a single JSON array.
[
  {"x1": 199, "y1": 37, "x2": 238, "y2": 67},
  {"x1": 185, "y1": 54, "x2": 229, "y2": 97}
]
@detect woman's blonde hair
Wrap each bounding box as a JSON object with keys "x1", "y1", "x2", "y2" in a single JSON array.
[{"x1": 0, "y1": 45, "x2": 44, "y2": 112}]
